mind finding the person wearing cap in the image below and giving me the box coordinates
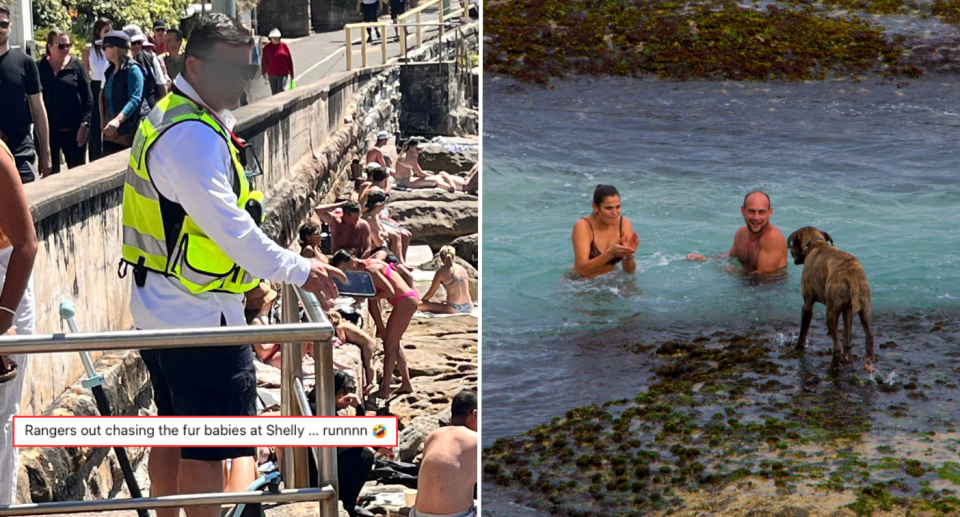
[99,29,145,155]
[396,139,464,192]
[261,29,293,95]
[119,14,345,517]
[150,20,167,54]
[123,24,167,106]
[365,130,391,171]
[413,390,478,517]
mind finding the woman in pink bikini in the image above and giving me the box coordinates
[331,250,416,399]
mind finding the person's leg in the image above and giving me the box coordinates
[338,447,375,515]
[179,459,225,517]
[62,128,86,170]
[0,253,34,504]
[90,81,103,161]
[377,297,417,398]
[339,322,376,394]
[13,148,37,184]
[140,348,181,517]
[49,131,63,175]
[161,344,258,517]
[418,301,456,314]
[223,455,258,492]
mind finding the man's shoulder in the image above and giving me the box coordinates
[761,225,787,246]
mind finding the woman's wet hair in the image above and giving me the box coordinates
[593,184,620,207]
[439,245,456,265]
[298,222,320,247]
[331,249,354,268]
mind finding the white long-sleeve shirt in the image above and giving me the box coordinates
[129,75,310,330]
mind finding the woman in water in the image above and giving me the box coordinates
[572,184,640,278]
[419,246,474,314]
[331,250,415,399]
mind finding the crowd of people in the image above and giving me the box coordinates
[0,9,477,517]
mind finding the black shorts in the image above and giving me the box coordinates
[140,324,257,461]
[361,2,379,22]
[372,245,401,265]
[390,0,405,18]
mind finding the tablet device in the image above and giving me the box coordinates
[334,270,377,297]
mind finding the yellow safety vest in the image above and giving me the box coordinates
[120,92,264,294]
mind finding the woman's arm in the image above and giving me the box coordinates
[421,270,444,302]
[120,66,144,121]
[0,146,38,334]
[620,217,638,274]
[369,299,385,336]
[282,43,294,77]
[77,61,93,126]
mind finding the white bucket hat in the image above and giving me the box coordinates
[268,28,281,38]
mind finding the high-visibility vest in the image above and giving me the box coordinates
[120,92,263,294]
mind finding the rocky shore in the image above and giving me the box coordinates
[485,0,960,83]
[483,310,960,516]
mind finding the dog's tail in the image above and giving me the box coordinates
[848,278,862,314]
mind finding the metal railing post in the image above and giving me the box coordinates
[345,27,352,70]
[293,287,340,517]
[281,286,309,488]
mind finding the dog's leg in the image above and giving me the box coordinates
[842,305,853,363]
[859,308,875,368]
[827,307,842,370]
[796,300,814,350]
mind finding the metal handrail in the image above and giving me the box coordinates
[0,292,339,517]
[0,323,333,354]
[0,488,335,516]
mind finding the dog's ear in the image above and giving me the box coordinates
[821,231,834,246]
[787,230,804,265]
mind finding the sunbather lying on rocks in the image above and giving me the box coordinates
[396,139,464,192]
[419,246,473,315]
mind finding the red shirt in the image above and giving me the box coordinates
[261,42,294,77]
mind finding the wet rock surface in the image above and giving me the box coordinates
[483,311,960,516]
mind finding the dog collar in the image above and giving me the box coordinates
[803,237,826,255]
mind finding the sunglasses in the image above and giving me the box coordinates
[55,42,72,50]
[0,21,10,29]
[154,28,166,33]
[197,55,259,80]
[131,41,143,46]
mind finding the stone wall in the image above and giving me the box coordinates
[14,23,476,503]
[257,0,312,37]
[311,0,364,32]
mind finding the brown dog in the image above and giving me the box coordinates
[787,226,875,371]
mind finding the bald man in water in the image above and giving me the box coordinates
[686,191,788,274]
[412,390,477,517]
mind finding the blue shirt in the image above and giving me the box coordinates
[104,63,144,119]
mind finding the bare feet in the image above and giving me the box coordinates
[396,383,414,395]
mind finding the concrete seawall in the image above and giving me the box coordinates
[15,23,477,502]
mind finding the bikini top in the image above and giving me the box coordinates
[442,266,468,287]
[583,216,623,265]
[370,261,396,295]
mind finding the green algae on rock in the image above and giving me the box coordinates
[483,332,960,516]
[484,0,913,83]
